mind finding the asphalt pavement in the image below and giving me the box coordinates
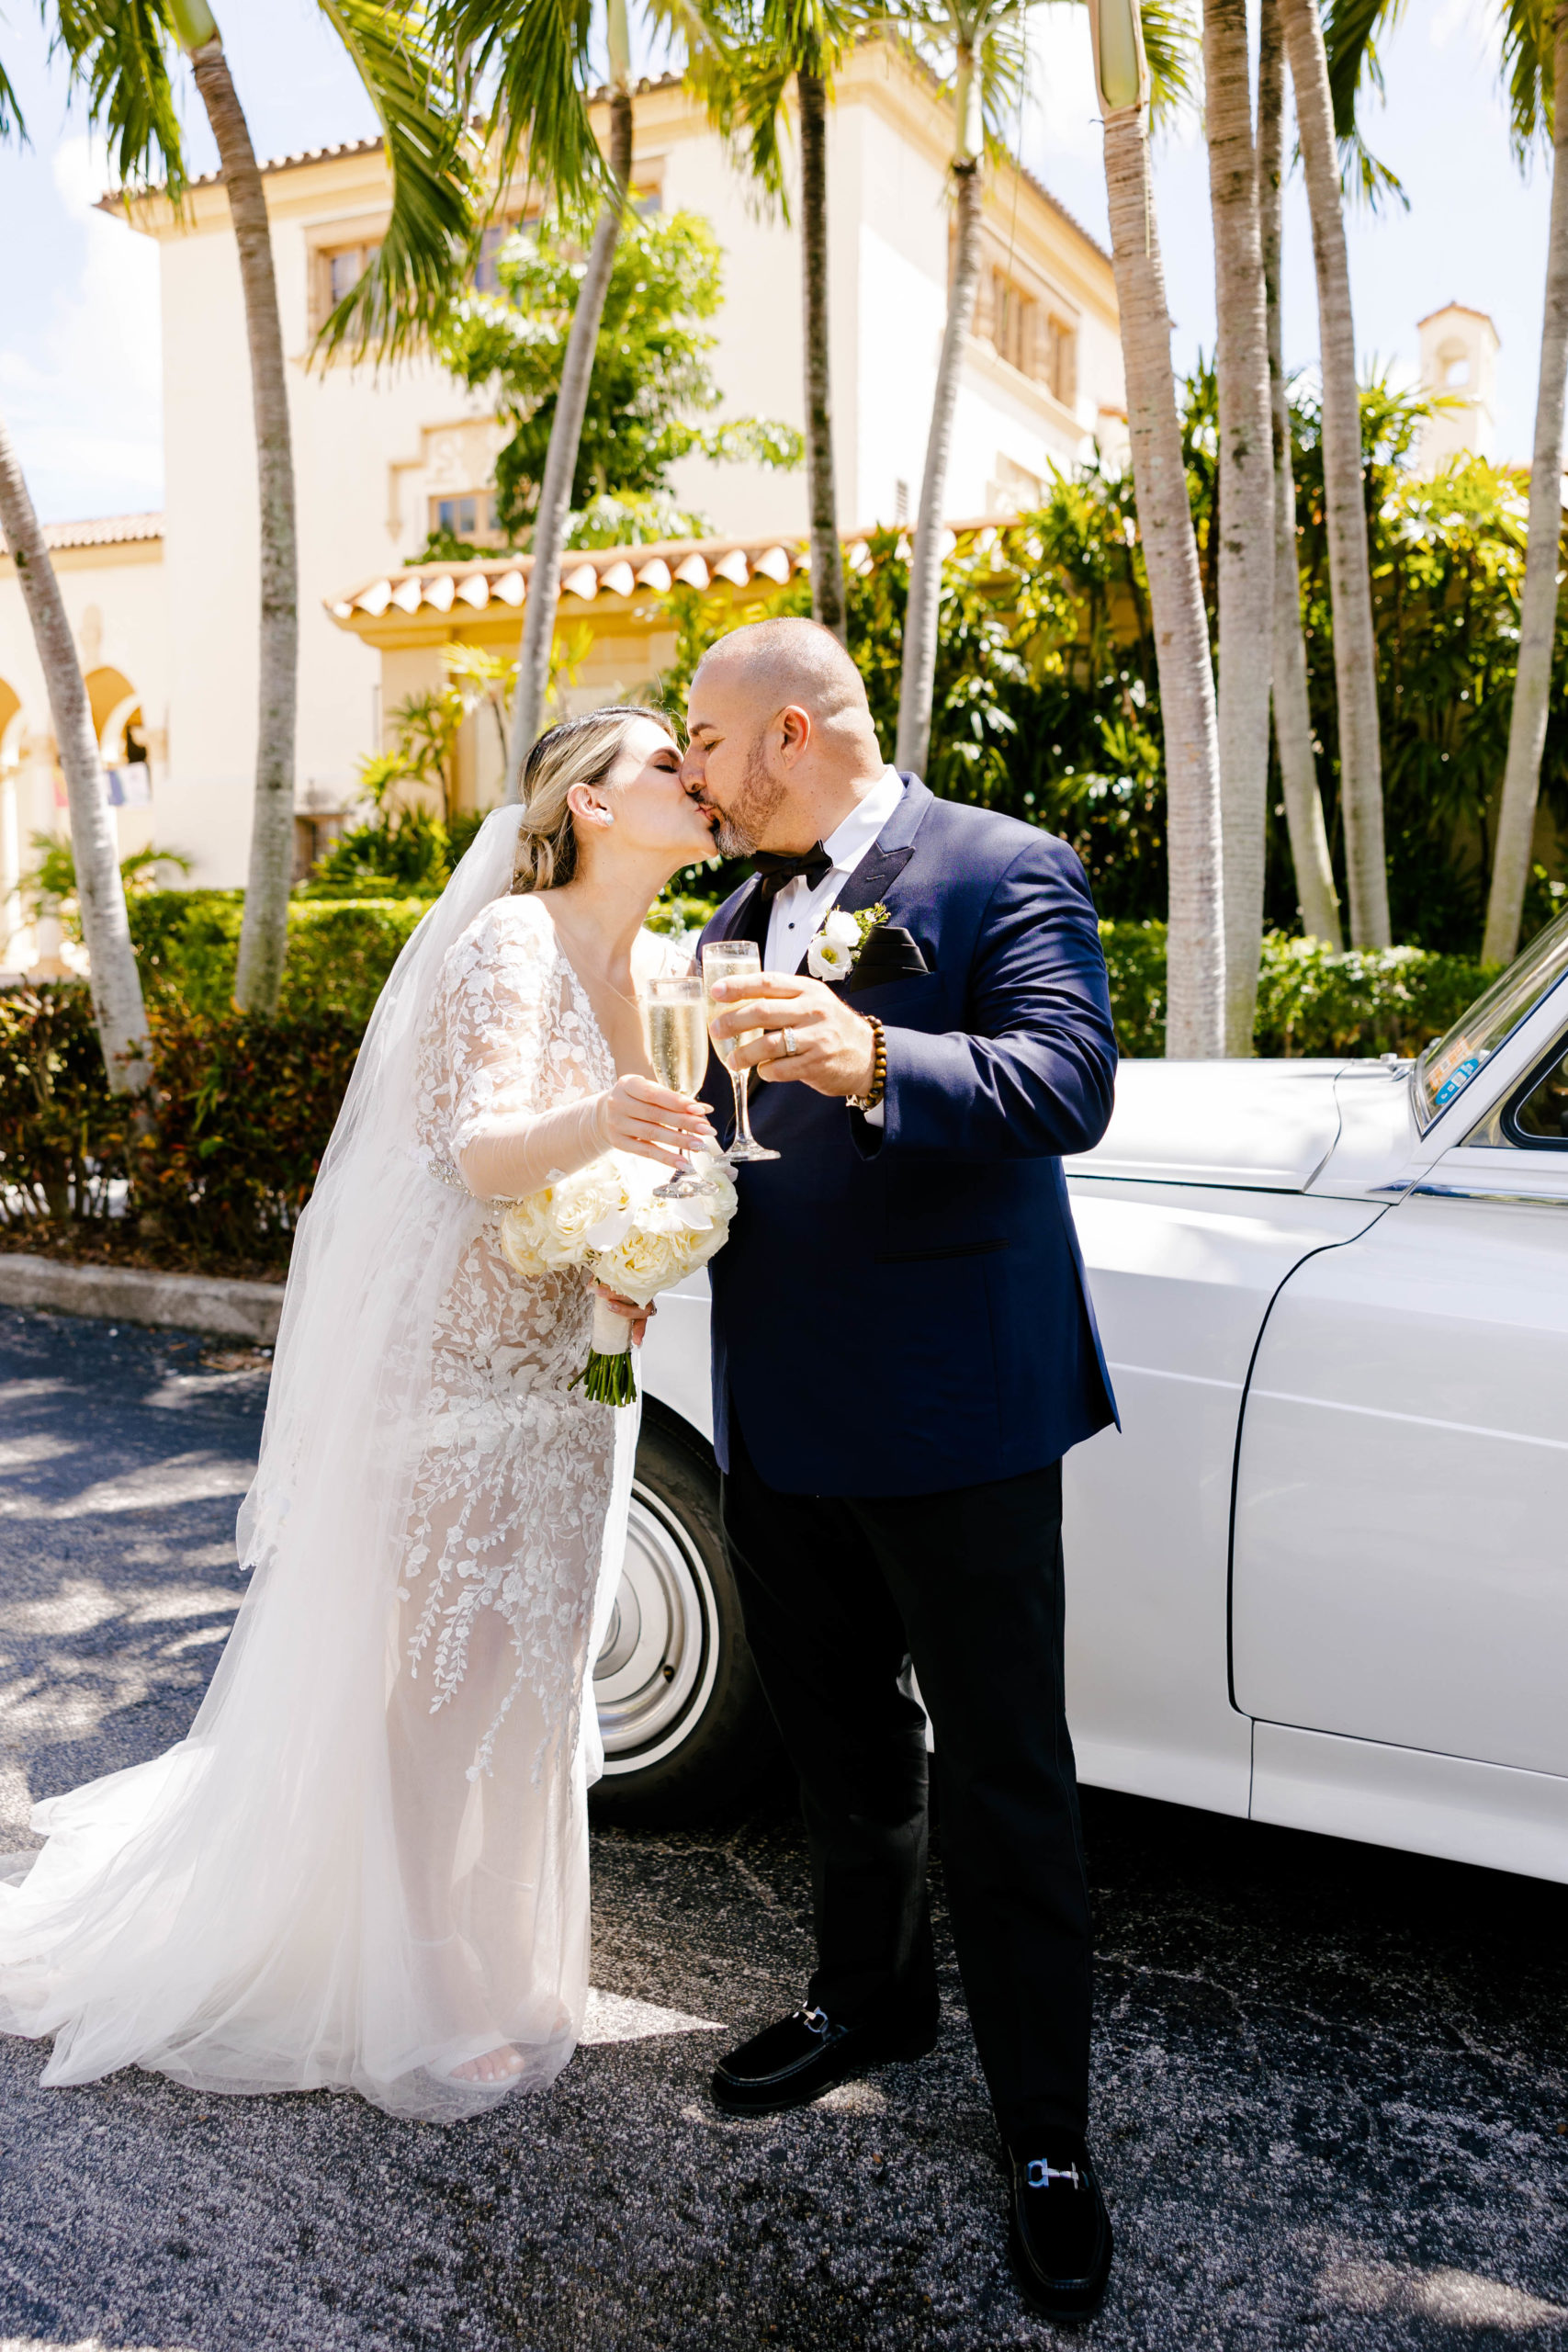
[0,1302,1564,2352]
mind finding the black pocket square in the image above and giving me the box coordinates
[842,925,932,995]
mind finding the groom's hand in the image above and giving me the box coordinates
[707,972,878,1100]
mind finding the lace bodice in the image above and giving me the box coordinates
[404,893,682,1780]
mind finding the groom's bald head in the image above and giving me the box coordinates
[696,616,870,726]
[683,616,886,856]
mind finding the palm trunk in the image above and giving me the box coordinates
[506,66,634,796]
[1258,0,1340,948]
[187,32,299,1014]
[1101,108,1225,1057]
[0,415,151,1093]
[1204,0,1276,1051]
[1280,0,1389,946]
[798,66,847,645]
[895,44,985,778]
[1483,0,1568,966]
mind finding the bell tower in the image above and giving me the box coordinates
[1416,303,1500,469]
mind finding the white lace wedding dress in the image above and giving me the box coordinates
[0,812,681,2122]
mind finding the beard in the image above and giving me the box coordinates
[708,734,787,858]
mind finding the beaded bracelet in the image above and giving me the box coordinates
[847,1015,886,1114]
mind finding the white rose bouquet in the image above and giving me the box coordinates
[499,1150,738,1405]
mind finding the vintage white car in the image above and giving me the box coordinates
[594,914,1568,1890]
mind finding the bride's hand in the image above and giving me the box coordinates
[593,1283,655,1349]
[599,1074,713,1169]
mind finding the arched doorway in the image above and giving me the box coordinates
[85,666,151,807]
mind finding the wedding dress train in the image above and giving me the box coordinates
[0,811,665,2122]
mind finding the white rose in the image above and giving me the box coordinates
[823,908,861,949]
[807,934,855,983]
[546,1159,629,1264]
[499,1193,554,1275]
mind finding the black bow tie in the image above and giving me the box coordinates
[752,843,834,900]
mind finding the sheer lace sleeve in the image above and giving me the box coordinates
[429,897,609,1203]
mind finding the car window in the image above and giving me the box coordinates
[1416,906,1568,1130]
[1508,1048,1568,1148]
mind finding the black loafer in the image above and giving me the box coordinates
[711,2000,940,2116]
[1008,2143,1113,2324]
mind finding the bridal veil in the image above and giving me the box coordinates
[0,808,636,2120]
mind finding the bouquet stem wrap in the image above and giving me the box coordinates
[570,1295,638,1406]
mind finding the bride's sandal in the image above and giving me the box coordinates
[450,2043,529,2085]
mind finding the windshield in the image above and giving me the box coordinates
[1416,906,1568,1129]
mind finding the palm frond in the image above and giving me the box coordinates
[1496,0,1554,160]
[50,0,187,194]
[430,0,604,205]
[680,0,868,216]
[315,0,477,360]
[1322,0,1406,209]
[1135,0,1201,125]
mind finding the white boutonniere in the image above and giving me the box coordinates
[806,900,889,984]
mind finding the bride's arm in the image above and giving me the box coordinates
[440,906,711,1199]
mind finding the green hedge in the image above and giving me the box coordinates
[1100,922,1487,1059]
[129,891,428,1028]
[0,985,362,1272]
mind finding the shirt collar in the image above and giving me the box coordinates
[822,766,905,874]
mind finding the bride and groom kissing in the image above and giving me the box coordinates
[0,618,1121,2325]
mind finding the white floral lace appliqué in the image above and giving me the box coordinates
[407,896,618,1780]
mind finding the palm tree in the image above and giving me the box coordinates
[1483,0,1568,967]
[1203,0,1275,1049]
[1257,0,1339,945]
[1088,0,1224,1057]
[1278,0,1389,946]
[437,0,729,795]
[0,424,152,1093]
[692,0,863,645]
[164,0,473,1012]
[0,6,197,1094]
[890,4,1012,780]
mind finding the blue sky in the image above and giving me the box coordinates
[0,0,1551,523]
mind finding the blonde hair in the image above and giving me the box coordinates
[512,705,679,893]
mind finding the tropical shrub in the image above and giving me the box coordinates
[129,893,428,1026]
[0,985,361,1272]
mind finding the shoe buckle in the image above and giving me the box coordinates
[1026,2158,1082,2191]
[801,2006,831,2039]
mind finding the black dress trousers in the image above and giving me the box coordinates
[720,1418,1093,2148]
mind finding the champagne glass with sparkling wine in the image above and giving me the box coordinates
[640,973,712,1199]
[702,940,781,1165]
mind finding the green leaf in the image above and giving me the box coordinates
[314,0,477,361]
[50,0,189,194]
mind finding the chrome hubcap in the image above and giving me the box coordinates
[594,1479,719,1773]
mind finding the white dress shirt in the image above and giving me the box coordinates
[762,764,906,972]
[761,763,904,1127]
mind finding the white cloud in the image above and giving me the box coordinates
[0,133,163,519]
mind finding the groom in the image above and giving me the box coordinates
[682,618,1120,2324]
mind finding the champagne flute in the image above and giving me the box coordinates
[640,973,712,1199]
[703,940,782,1165]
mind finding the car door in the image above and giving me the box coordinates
[1231,1034,1568,1779]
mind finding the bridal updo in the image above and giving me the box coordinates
[512,704,680,892]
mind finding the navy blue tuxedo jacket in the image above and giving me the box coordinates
[697,778,1119,1498]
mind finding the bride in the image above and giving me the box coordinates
[0,706,717,2121]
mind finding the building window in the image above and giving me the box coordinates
[312,235,383,333]
[475,217,525,294]
[328,241,380,307]
[992,271,1033,375]
[429,492,502,545]
[1043,313,1077,408]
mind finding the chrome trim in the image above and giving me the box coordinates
[1406,1180,1568,1208]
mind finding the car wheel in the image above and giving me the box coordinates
[590,1406,780,1824]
